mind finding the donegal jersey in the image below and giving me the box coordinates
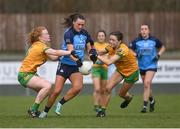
[130,35,163,70]
[19,41,50,73]
[107,43,138,77]
[93,42,108,69]
[60,27,93,66]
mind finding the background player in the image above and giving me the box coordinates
[129,24,166,113]
[91,30,108,113]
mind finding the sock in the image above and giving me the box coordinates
[143,101,148,108]
[101,107,106,113]
[149,97,155,104]
[31,103,40,112]
[44,106,51,113]
[59,97,67,105]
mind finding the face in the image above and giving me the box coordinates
[97,32,106,43]
[39,29,51,42]
[73,18,85,32]
[140,25,150,39]
[109,35,119,48]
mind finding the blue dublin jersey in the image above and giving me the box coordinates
[60,27,93,65]
[130,36,163,70]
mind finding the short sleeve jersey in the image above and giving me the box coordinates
[19,41,49,73]
[108,43,138,77]
[129,35,163,70]
[60,27,93,65]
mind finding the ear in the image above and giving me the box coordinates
[39,35,43,40]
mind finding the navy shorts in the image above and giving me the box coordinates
[56,63,79,79]
[140,68,157,75]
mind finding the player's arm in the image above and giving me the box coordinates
[86,42,93,55]
[155,38,166,59]
[158,45,166,56]
[45,48,71,56]
[98,43,121,56]
[63,31,81,61]
[67,44,79,61]
[98,49,108,56]
[97,54,119,66]
[47,55,59,61]
[66,44,82,67]
[45,48,71,61]
[98,48,126,65]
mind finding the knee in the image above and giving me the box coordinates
[100,88,106,95]
[45,84,52,93]
[105,87,111,95]
[52,88,61,96]
[94,87,100,94]
[73,85,83,93]
[144,81,151,89]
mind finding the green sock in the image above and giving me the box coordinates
[31,103,40,112]
[101,107,106,113]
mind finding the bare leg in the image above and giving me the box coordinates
[101,71,123,108]
[92,77,101,108]
[45,75,66,108]
[27,76,52,104]
[63,72,83,101]
[143,71,155,102]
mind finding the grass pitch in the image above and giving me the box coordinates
[0,94,180,128]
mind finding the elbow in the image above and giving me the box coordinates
[104,61,112,66]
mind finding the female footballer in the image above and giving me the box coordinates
[39,13,97,118]
[96,31,139,117]
[18,26,75,117]
[129,24,165,113]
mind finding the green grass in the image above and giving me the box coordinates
[0,94,180,128]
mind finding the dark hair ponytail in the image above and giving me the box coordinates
[62,13,85,27]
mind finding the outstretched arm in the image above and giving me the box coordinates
[45,48,71,57]
[97,54,120,66]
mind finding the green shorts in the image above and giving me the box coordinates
[120,70,139,84]
[91,67,108,80]
[18,72,38,88]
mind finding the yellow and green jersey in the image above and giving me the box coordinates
[19,41,50,73]
[107,43,138,77]
[93,42,109,69]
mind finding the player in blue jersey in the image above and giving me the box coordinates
[39,13,97,118]
[129,24,165,113]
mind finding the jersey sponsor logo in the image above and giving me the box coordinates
[74,45,85,50]
[60,69,64,73]
[140,48,152,55]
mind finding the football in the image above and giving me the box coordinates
[79,61,93,75]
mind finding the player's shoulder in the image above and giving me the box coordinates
[64,28,75,38]
[117,43,128,53]
[132,36,143,43]
[120,42,128,49]
[149,35,160,41]
[80,29,89,35]
[64,27,73,34]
